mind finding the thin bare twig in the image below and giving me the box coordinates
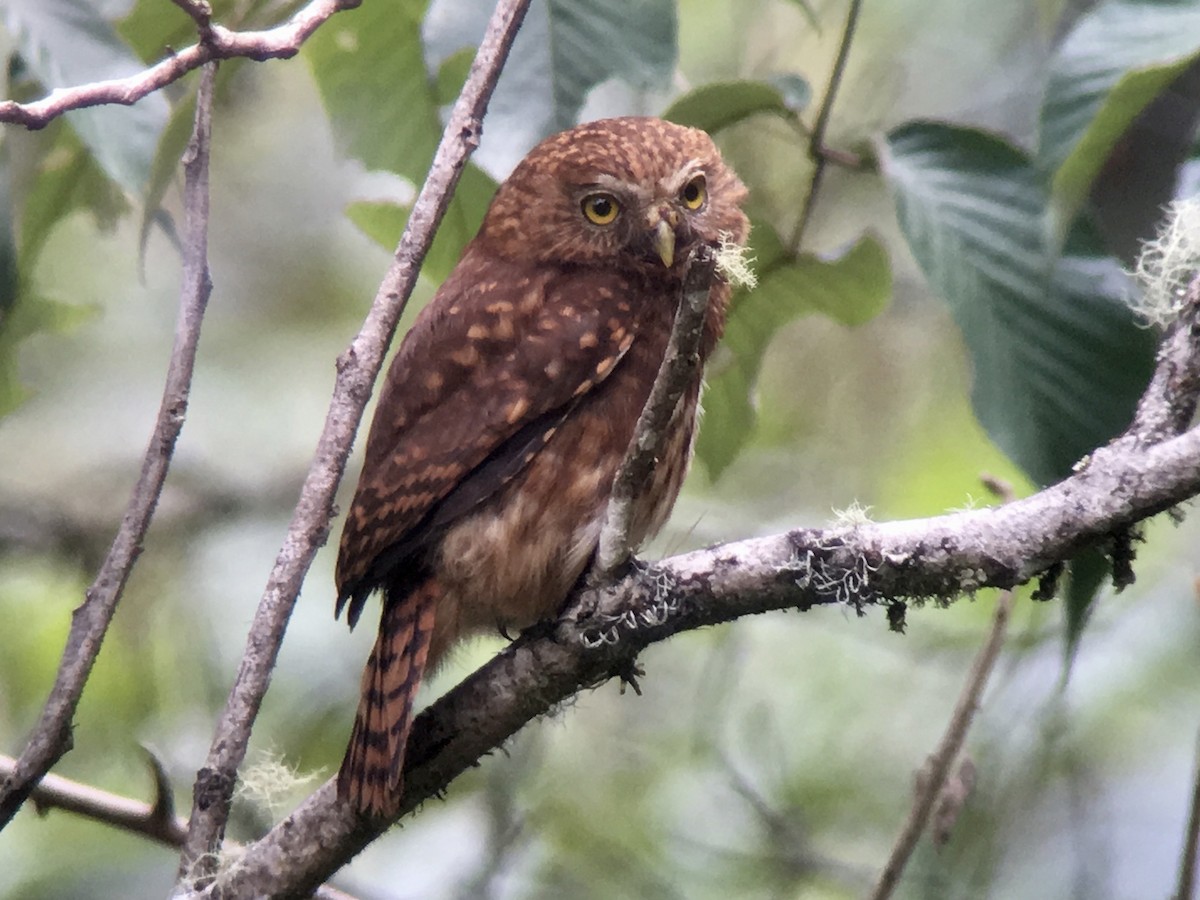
[594,245,719,576]
[869,590,1014,900]
[0,62,218,830]
[0,752,187,847]
[867,470,1020,896]
[791,0,863,250]
[177,0,533,885]
[0,0,357,130]
[1175,728,1200,900]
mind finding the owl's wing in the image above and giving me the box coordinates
[336,251,641,625]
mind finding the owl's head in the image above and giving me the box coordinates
[479,117,749,276]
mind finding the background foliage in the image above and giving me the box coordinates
[1,0,1199,897]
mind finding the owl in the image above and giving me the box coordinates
[335,116,749,817]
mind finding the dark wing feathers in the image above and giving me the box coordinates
[335,246,641,619]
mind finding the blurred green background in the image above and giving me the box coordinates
[2,0,1199,897]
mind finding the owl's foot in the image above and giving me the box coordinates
[576,559,681,650]
[611,656,645,696]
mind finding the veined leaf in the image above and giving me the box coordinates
[544,0,676,129]
[424,0,678,174]
[2,0,168,194]
[345,164,496,283]
[883,121,1155,488]
[664,78,810,134]
[306,0,495,277]
[885,122,1156,648]
[19,128,131,265]
[1041,0,1200,236]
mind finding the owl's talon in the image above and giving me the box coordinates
[614,658,645,696]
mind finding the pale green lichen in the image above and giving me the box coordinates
[234,750,319,817]
[831,500,875,528]
[1133,196,1200,326]
[715,232,758,290]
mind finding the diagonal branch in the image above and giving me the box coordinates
[178,274,1200,898]
[869,589,1013,899]
[0,0,357,130]
[868,464,1023,898]
[176,0,533,885]
[0,62,218,830]
[595,245,718,576]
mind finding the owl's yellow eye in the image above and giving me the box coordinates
[581,193,620,226]
[681,175,707,210]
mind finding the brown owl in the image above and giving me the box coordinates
[335,116,749,817]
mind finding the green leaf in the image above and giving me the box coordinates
[697,228,892,479]
[345,164,496,283]
[2,0,169,194]
[0,149,70,415]
[118,0,285,59]
[423,0,677,174]
[778,236,892,328]
[306,0,495,278]
[0,292,91,416]
[1041,0,1200,235]
[119,0,215,60]
[19,127,131,265]
[883,121,1155,487]
[545,0,676,129]
[305,0,436,179]
[345,201,406,252]
[0,135,105,416]
[664,78,809,133]
[118,14,253,260]
[768,73,812,115]
[434,47,476,106]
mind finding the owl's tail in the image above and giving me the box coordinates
[338,579,439,819]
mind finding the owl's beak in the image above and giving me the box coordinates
[651,218,676,268]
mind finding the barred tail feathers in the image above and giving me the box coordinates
[338,580,439,818]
